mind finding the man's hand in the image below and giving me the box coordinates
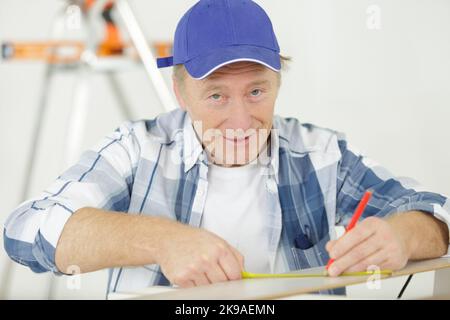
[55,208,245,283]
[325,216,410,277]
[156,223,245,288]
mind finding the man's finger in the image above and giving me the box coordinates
[205,264,229,284]
[192,272,211,286]
[329,221,376,260]
[326,240,338,252]
[328,233,381,276]
[179,279,196,288]
[344,250,389,273]
[218,248,244,281]
[228,245,245,271]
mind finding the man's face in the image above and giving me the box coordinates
[173,62,279,167]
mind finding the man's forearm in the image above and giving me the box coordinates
[55,207,176,274]
[387,210,449,260]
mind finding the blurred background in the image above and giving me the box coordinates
[0,0,449,299]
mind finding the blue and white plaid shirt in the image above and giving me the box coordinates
[4,108,450,295]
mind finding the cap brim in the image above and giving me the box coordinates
[184,45,281,80]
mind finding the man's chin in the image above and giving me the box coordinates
[207,143,268,166]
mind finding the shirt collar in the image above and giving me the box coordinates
[268,125,280,182]
[182,112,207,173]
[257,123,280,183]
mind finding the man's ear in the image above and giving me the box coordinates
[172,76,187,110]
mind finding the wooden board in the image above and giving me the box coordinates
[133,257,450,300]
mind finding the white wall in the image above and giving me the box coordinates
[0,0,449,299]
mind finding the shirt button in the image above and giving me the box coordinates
[265,179,278,193]
[197,188,204,196]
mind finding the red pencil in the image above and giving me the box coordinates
[326,190,373,270]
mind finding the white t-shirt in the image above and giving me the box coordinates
[200,160,271,273]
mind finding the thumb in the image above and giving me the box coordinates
[326,240,338,253]
[228,245,245,271]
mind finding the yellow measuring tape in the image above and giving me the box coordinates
[242,270,393,279]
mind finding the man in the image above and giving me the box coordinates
[4,0,450,296]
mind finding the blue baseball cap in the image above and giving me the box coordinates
[157,0,281,79]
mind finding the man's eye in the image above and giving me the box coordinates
[210,94,222,101]
[250,89,262,97]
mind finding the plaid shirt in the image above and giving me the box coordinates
[4,108,450,296]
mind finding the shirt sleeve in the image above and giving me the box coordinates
[3,121,142,274]
[335,133,450,256]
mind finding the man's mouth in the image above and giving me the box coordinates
[223,133,254,144]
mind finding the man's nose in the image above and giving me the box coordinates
[226,101,252,131]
